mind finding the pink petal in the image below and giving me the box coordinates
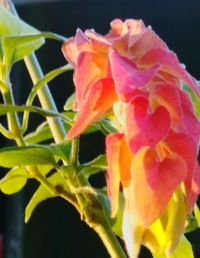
[163,130,198,212]
[139,48,200,98]
[131,146,187,226]
[150,83,183,131]
[124,97,170,153]
[67,78,117,139]
[109,49,159,101]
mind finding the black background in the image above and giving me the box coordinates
[1,1,200,258]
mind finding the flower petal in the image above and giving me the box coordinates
[106,133,133,216]
[164,130,199,211]
[125,97,170,153]
[139,48,200,98]
[67,78,117,139]
[109,49,159,102]
[74,51,107,109]
[131,146,187,226]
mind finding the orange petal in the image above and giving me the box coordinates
[129,26,167,58]
[106,133,132,216]
[62,37,78,66]
[131,146,187,226]
[67,78,117,139]
[74,51,107,109]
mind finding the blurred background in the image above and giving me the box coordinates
[0,0,200,257]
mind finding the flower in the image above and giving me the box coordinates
[62,18,200,257]
[62,19,199,139]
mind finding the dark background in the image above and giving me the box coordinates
[0,0,200,258]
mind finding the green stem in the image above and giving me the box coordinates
[24,54,66,144]
[70,137,79,166]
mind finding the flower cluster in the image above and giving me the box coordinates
[62,19,200,257]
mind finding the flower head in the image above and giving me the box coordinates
[62,18,200,257]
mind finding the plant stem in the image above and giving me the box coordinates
[1,2,128,257]
[24,54,66,144]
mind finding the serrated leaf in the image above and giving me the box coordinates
[152,236,194,258]
[0,167,27,194]
[25,172,68,223]
[0,146,57,168]
[194,204,200,226]
[181,83,200,118]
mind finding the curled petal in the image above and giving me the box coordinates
[67,78,117,139]
[62,37,78,66]
[125,97,170,153]
[109,49,159,101]
[131,146,187,226]
[139,48,200,98]
[74,51,107,109]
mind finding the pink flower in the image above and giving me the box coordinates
[62,19,199,139]
[62,18,200,257]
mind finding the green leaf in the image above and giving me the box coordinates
[181,83,200,118]
[194,204,200,226]
[0,145,57,168]
[25,172,68,223]
[185,215,198,233]
[100,119,117,135]
[64,93,76,111]
[0,167,27,194]
[152,236,194,258]
[79,155,107,179]
[0,5,44,66]
[24,121,54,144]
[0,103,67,120]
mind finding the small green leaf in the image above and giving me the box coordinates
[98,188,124,238]
[79,155,107,178]
[49,142,71,162]
[181,83,200,118]
[153,236,194,258]
[25,172,68,223]
[0,146,57,168]
[64,93,76,111]
[0,167,27,194]
[185,215,198,233]
[100,119,117,135]
[194,204,200,226]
